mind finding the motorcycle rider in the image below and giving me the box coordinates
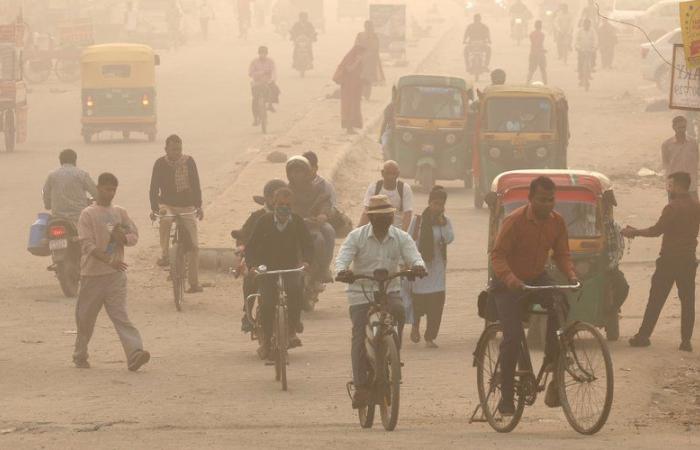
[509,0,533,39]
[285,156,335,288]
[289,12,317,72]
[248,46,278,126]
[43,149,98,224]
[575,18,598,87]
[463,14,491,70]
[553,3,573,63]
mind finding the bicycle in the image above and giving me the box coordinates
[253,84,270,134]
[470,283,614,435]
[251,265,305,391]
[152,211,197,312]
[337,268,419,431]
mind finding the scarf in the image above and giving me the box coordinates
[166,155,191,193]
[417,207,447,264]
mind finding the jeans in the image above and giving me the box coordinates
[638,256,697,343]
[349,293,405,387]
[494,274,560,403]
[259,272,303,344]
[527,51,547,84]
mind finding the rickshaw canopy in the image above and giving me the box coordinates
[396,74,470,91]
[480,84,566,100]
[491,170,612,197]
[81,43,158,89]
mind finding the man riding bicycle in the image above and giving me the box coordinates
[245,187,313,359]
[490,176,578,416]
[336,195,426,409]
[575,18,597,86]
[248,46,278,126]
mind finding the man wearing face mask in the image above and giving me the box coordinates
[245,187,314,359]
[336,195,427,409]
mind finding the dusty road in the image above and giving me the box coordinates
[1,1,699,448]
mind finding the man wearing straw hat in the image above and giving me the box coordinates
[336,195,426,409]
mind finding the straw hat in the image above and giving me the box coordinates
[366,195,396,215]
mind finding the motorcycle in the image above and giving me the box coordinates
[292,35,314,77]
[46,217,81,297]
[511,17,527,46]
[464,41,489,82]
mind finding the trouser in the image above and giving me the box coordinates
[73,272,144,365]
[259,272,303,344]
[412,291,446,341]
[317,223,335,278]
[400,279,414,324]
[638,256,697,343]
[251,84,269,120]
[242,271,257,313]
[349,293,405,387]
[527,51,547,84]
[494,274,559,403]
[555,32,571,60]
[600,46,614,69]
[577,50,595,81]
[159,205,199,288]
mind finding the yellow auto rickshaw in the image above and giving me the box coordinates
[81,43,160,143]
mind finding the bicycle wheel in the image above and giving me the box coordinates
[260,101,268,134]
[475,323,525,433]
[275,305,289,391]
[556,321,614,435]
[171,243,186,312]
[358,387,376,428]
[378,334,400,431]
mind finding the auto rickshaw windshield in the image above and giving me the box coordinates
[485,97,553,132]
[503,199,600,238]
[398,86,465,119]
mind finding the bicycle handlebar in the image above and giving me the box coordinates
[335,269,419,284]
[522,282,581,291]
[254,266,306,277]
[151,211,198,219]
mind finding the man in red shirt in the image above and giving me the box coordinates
[490,176,578,415]
[527,20,548,84]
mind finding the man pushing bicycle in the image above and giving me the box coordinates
[490,176,578,416]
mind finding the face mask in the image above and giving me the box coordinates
[369,215,393,233]
[275,206,291,219]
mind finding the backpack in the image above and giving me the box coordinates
[374,180,405,212]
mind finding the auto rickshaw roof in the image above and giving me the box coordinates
[491,170,613,195]
[481,84,566,99]
[82,44,156,63]
[396,75,470,91]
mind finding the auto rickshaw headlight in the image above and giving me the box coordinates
[488,147,501,159]
[575,261,591,277]
[85,96,94,108]
[402,131,413,143]
[445,133,457,145]
[535,146,548,158]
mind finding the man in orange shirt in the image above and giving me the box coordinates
[490,176,578,415]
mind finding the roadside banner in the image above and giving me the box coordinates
[670,44,700,110]
[680,0,700,68]
[369,4,406,58]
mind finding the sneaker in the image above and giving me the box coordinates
[628,334,651,348]
[679,341,693,352]
[410,325,421,344]
[74,360,90,369]
[128,350,150,372]
[186,285,204,294]
[425,340,438,349]
[241,314,253,333]
[497,398,515,416]
[544,381,561,407]
[288,333,302,349]
[156,257,170,267]
[352,386,370,409]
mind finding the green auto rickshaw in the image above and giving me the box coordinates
[384,74,474,190]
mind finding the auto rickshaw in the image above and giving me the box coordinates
[80,43,159,143]
[485,170,628,341]
[386,74,474,190]
[473,85,570,207]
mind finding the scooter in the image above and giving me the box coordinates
[464,41,489,82]
[292,35,314,77]
[511,17,527,46]
[46,217,81,297]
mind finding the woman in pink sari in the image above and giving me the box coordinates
[333,45,365,134]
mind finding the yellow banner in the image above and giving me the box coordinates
[681,0,700,68]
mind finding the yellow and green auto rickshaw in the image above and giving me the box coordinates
[484,170,628,341]
[386,74,474,190]
[473,85,569,207]
[81,43,159,143]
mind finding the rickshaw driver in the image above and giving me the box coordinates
[490,176,578,416]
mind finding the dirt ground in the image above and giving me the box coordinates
[1,1,699,448]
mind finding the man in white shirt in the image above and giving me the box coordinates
[359,160,413,230]
[575,18,598,85]
[336,195,426,409]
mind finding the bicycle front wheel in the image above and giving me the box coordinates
[556,321,614,435]
[378,334,400,431]
[475,323,525,433]
[171,243,186,312]
[274,305,289,391]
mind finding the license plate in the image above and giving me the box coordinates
[422,144,435,153]
[49,239,68,251]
